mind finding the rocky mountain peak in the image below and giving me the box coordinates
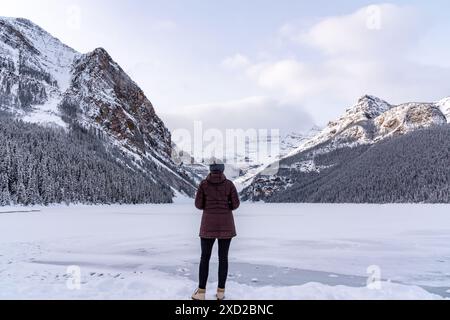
[85,47,114,66]
[0,16,77,58]
[267,95,447,169]
[0,17,196,197]
[0,17,40,55]
[436,97,450,122]
[374,103,446,140]
[241,96,450,202]
[351,94,392,119]
[66,45,171,158]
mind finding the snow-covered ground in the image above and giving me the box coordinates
[1,203,449,300]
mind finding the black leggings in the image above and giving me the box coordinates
[198,238,232,290]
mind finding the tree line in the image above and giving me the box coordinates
[0,113,173,206]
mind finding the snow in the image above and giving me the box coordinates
[7,17,79,90]
[0,17,79,128]
[373,103,447,142]
[281,159,333,173]
[21,97,68,128]
[3,17,79,92]
[241,97,448,196]
[1,203,449,300]
[233,128,321,190]
[280,128,321,157]
[235,95,391,190]
[172,190,194,204]
[283,96,445,163]
[285,95,393,159]
[180,127,320,190]
[437,97,450,122]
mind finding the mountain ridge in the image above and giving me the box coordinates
[241,94,450,202]
[0,16,197,203]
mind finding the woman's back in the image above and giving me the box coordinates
[195,172,240,239]
[192,164,240,300]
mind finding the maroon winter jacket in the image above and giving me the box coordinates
[195,172,240,239]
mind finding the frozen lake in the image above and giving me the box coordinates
[0,202,449,299]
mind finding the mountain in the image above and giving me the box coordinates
[437,97,450,120]
[288,95,392,155]
[0,17,197,205]
[280,128,322,156]
[0,113,174,205]
[241,95,450,203]
[233,127,321,190]
[173,121,320,189]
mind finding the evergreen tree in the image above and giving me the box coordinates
[0,113,174,205]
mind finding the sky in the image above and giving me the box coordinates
[1,0,450,134]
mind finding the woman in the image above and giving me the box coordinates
[192,163,240,300]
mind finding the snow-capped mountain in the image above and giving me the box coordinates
[233,127,321,190]
[285,95,391,156]
[173,124,321,187]
[283,95,447,158]
[285,95,448,160]
[0,17,196,201]
[0,17,78,126]
[436,97,450,121]
[241,95,450,202]
[373,102,446,140]
[280,127,322,157]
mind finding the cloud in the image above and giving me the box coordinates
[297,4,421,57]
[247,60,308,97]
[229,4,450,124]
[160,96,314,136]
[161,96,315,160]
[221,53,250,70]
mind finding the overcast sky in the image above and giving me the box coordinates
[2,0,450,134]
